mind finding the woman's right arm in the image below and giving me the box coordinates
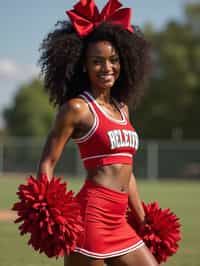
[37,98,85,179]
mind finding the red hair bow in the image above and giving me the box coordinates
[66,0,133,37]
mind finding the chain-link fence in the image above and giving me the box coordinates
[0,137,200,179]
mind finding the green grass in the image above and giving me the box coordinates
[0,176,199,266]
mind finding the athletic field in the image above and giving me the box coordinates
[0,176,199,266]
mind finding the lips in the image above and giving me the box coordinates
[98,74,114,81]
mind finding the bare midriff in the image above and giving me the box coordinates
[86,164,132,193]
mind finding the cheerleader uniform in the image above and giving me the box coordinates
[73,90,144,259]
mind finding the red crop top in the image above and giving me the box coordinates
[73,91,139,169]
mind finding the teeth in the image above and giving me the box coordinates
[100,75,113,77]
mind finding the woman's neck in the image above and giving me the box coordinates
[90,87,112,104]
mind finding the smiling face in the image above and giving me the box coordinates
[84,41,121,91]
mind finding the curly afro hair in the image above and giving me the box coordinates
[39,21,151,109]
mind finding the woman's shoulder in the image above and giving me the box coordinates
[116,100,129,118]
[62,97,88,112]
[57,97,90,122]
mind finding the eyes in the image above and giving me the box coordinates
[92,56,120,66]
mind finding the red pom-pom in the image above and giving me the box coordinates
[12,174,83,258]
[127,202,181,264]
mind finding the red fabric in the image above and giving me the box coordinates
[74,91,138,169]
[127,202,181,264]
[12,174,83,258]
[66,0,133,37]
[74,180,142,258]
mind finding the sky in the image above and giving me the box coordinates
[0,0,189,127]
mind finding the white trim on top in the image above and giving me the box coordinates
[84,91,127,125]
[74,240,144,259]
[82,152,133,162]
[72,94,99,143]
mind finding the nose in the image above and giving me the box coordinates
[102,60,112,72]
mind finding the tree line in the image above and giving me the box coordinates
[3,3,200,139]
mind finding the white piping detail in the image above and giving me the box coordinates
[82,152,133,162]
[72,94,99,143]
[84,91,127,125]
[112,98,127,121]
[74,240,144,259]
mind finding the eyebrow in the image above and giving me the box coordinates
[88,55,119,58]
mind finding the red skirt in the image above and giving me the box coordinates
[74,180,144,259]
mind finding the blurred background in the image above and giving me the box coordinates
[0,1,199,266]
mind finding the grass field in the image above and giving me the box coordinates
[0,176,199,266]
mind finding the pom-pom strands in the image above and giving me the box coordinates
[128,202,181,264]
[12,174,83,258]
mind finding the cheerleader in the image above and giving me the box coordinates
[38,1,158,265]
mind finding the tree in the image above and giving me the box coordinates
[3,79,55,137]
[4,3,200,139]
[133,3,200,139]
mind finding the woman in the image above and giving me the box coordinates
[38,0,158,265]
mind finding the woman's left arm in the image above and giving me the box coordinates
[128,173,146,225]
[121,104,145,223]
